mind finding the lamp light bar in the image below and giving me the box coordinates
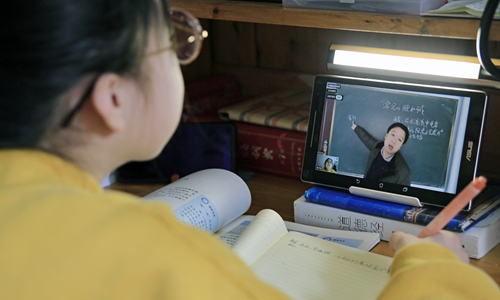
[328,44,500,79]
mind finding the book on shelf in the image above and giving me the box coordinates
[303,186,500,232]
[423,0,500,18]
[222,209,392,300]
[180,79,308,179]
[294,195,500,259]
[218,90,311,133]
[183,74,242,123]
[235,122,306,179]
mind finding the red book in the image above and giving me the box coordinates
[183,74,242,122]
[235,122,306,179]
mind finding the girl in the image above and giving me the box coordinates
[0,1,498,299]
[0,1,287,298]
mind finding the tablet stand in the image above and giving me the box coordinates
[349,186,423,207]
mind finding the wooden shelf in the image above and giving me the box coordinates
[171,0,500,40]
[174,1,500,177]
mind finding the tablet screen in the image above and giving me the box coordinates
[302,75,488,208]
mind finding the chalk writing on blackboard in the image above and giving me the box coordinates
[380,99,447,142]
[329,83,459,187]
[381,99,425,115]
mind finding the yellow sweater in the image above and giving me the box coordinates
[378,242,500,299]
[0,150,288,299]
[1,150,499,299]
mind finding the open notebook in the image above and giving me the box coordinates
[227,209,393,300]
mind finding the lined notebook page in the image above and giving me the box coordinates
[251,231,393,300]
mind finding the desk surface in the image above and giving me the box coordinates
[110,172,500,286]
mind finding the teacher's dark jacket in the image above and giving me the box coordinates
[354,125,411,186]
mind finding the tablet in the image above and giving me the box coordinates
[301,75,488,209]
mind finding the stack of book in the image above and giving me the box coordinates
[218,90,311,179]
[294,186,500,258]
[182,77,311,180]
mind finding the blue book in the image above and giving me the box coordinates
[304,186,500,232]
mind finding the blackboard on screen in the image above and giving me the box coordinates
[328,84,459,188]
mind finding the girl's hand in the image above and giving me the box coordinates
[389,231,469,263]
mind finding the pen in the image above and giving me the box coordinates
[418,176,488,238]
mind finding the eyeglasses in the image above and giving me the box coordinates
[60,8,206,128]
[170,8,208,65]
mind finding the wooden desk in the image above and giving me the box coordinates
[110,172,500,285]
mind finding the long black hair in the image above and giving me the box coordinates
[0,0,170,148]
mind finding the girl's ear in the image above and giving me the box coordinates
[83,74,127,135]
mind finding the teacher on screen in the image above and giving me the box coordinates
[351,121,411,186]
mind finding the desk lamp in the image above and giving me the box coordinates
[327,44,500,80]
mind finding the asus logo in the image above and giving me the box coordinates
[466,141,473,161]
